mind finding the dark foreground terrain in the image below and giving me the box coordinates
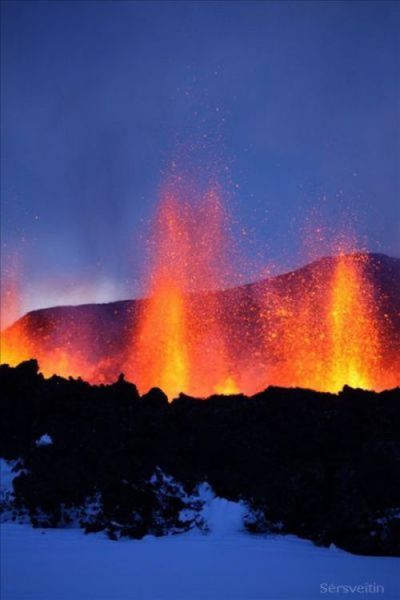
[1,360,399,556]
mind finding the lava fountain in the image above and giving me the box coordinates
[326,252,381,391]
[0,180,397,396]
[126,185,239,398]
[260,250,383,393]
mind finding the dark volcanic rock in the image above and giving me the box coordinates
[0,362,399,556]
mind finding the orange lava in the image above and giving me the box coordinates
[0,320,99,382]
[262,252,383,392]
[1,184,398,397]
[326,253,380,391]
[126,187,239,398]
[0,321,31,367]
[0,266,33,367]
[0,274,119,383]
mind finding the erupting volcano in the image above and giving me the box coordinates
[1,182,399,397]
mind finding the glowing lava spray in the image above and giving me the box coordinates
[127,184,239,398]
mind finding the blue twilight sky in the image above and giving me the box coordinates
[1,0,399,315]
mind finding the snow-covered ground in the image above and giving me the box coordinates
[2,522,399,600]
[1,461,399,599]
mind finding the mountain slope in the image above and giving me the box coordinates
[1,253,399,392]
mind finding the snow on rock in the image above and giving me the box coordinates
[35,433,53,447]
[0,459,19,496]
[0,458,28,499]
[1,465,399,598]
[0,458,29,523]
[147,469,248,537]
[189,482,247,536]
[0,464,252,538]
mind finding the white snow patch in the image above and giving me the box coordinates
[0,458,30,523]
[148,469,247,536]
[35,433,53,447]
[194,482,247,536]
[2,523,400,600]
[0,459,19,495]
[0,458,28,498]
